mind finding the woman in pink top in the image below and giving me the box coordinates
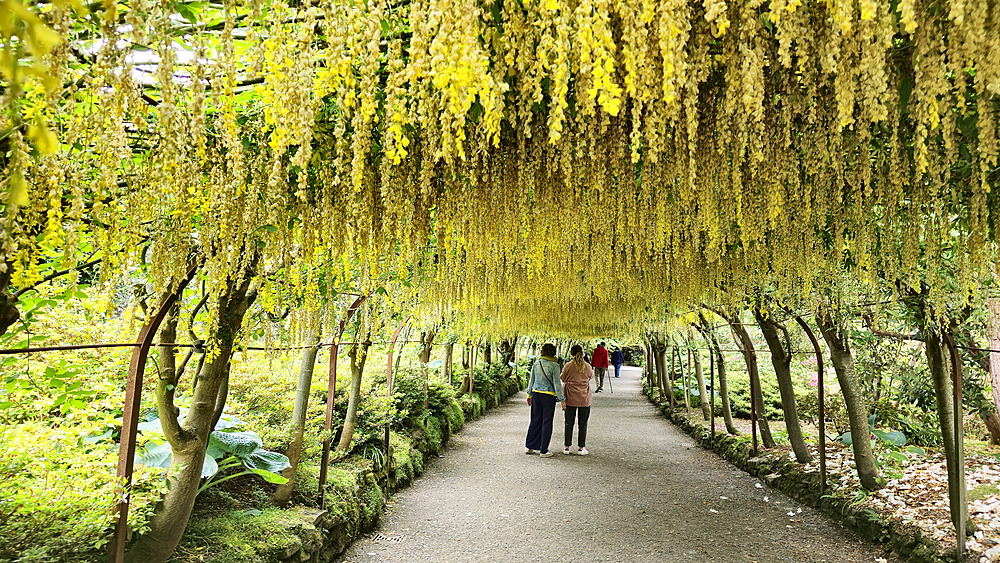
[560,344,594,455]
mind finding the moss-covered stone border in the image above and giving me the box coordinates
[644,389,966,563]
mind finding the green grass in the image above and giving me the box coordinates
[968,484,999,502]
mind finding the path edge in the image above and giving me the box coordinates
[642,387,971,563]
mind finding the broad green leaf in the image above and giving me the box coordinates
[428,359,443,368]
[872,429,906,446]
[210,430,263,457]
[136,441,173,469]
[248,467,288,484]
[206,435,227,460]
[242,450,291,474]
[201,454,219,478]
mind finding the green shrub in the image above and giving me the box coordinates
[446,400,465,433]
[0,423,165,562]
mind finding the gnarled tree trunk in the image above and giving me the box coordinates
[724,309,775,448]
[698,314,738,434]
[816,308,883,491]
[692,344,710,420]
[272,327,321,506]
[337,337,372,452]
[755,309,812,463]
[444,341,454,385]
[125,264,257,563]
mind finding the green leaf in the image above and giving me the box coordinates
[905,445,926,456]
[873,429,906,446]
[210,430,263,457]
[837,431,853,445]
[175,1,198,24]
[136,441,173,469]
[242,450,291,474]
[206,437,227,460]
[428,359,443,368]
[261,224,278,233]
[248,467,288,484]
[201,454,219,478]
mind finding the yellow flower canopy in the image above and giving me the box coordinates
[1,0,997,336]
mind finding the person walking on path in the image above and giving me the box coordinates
[524,343,565,457]
[591,341,610,392]
[610,347,624,378]
[560,344,593,455]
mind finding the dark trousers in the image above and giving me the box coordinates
[564,406,591,448]
[525,393,557,453]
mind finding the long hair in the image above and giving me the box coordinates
[570,344,584,370]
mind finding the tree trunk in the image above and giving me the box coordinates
[725,311,775,448]
[755,309,812,463]
[816,309,883,491]
[337,338,372,452]
[692,345,711,420]
[925,330,975,534]
[462,341,470,370]
[698,315,738,434]
[125,265,257,563]
[482,340,491,365]
[419,329,436,410]
[272,328,321,507]
[0,265,19,336]
[669,346,676,408]
[988,298,1000,446]
[680,348,691,413]
[985,412,1000,445]
[655,343,667,402]
[444,342,454,385]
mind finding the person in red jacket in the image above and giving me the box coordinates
[591,342,610,392]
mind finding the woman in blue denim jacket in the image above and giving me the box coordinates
[524,343,566,457]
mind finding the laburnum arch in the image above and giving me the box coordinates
[0,0,998,560]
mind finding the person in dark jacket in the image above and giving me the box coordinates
[610,347,624,378]
[591,342,609,392]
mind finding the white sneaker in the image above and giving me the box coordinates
[539,451,554,458]
[563,447,571,455]
[577,447,589,455]
[525,448,538,454]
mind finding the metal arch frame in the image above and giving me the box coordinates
[109,264,199,563]
[318,293,367,507]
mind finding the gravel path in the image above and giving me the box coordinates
[337,367,898,563]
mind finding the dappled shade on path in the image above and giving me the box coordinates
[337,367,896,563]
